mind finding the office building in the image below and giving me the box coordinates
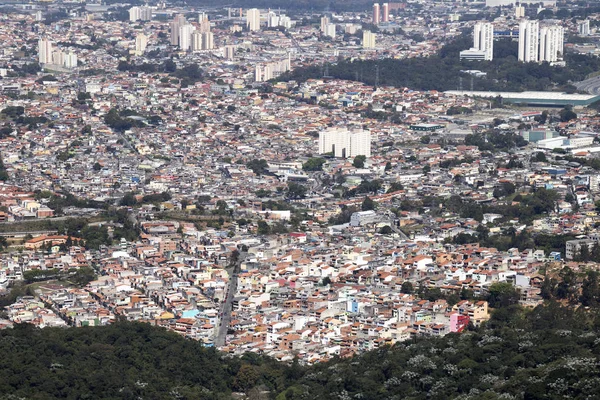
[247,8,260,32]
[579,20,590,36]
[135,33,148,54]
[518,20,539,62]
[319,128,372,158]
[179,24,195,51]
[373,3,380,25]
[170,14,186,46]
[539,25,564,62]
[382,3,389,22]
[38,38,53,64]
[473,22,494,61]
[362,30,376,48]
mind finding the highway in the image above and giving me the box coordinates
[215,251,246,348]
[574,75,600,95]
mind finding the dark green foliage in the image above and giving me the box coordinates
[361,196,375,211]
[247,159,268,175]
[287,182,307,199]
[465,130,528,152]
[353,155,366,168]
[302,157,326,171]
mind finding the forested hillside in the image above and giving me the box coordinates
[2,303,600,399]
[278,35,600,92]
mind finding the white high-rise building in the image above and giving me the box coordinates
[382,3,389,23]
[373,3,380,25]
[170,14,186,46]
[362,30,376,48]
[192,32,203,51]
[324,23,336,39]
[246,8,260,32]
[135,33,148,54]
[199,13,211,33]
[320,16,330,33]
[539,25,564,62]
[473,22,494,61]
[64,52,77,69]
[319,128,372,158]
[224,45,237,59]
[518,20,539,62]
[38,38,53,64]
[52,50,64,66]
[202,32,214,50]
[179,24,195,50]
[579,20,590,36]
[129,6,151,22]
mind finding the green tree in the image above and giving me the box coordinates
[487,282,520,308]
[361,196,376,211]
[352,155,366,168]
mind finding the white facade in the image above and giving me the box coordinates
[579,20,590,36]
[246,8,261,32]
[179,24,195,51]
[518,20,539,63]
[135,33,148,54]
[129,7,150,22]
[362,30,376,48]
[320,16,329,33]
[38,38,53,64]
[515,5,525,18]
[539,25,564,62]
[373,3,380,25]
[473,22,494,61]
[350,211,379,227]
[202,32,214,50]
[64,52,77,69]
[170,14,186,46]
[318,128,372,158]
[224,45,237,60]
[324,23,336,39]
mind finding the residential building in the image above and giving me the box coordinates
[473,22,494,61]
[38,38,53,64]
[135,33,148,55]
[64,52,77,69]
[170,14,186,47]
[518,20,539,62]
[373,3,380,25]
[324,23,336,39]
[362,30,376,48]
[382,3,389,23]
[179,24,195,51]
[579,20,590,36]
[515,5,525,18]
[539,25,564,62]
[318,127,372,158]
[247,8,261,32]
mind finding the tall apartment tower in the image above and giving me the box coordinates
[319,128,372,158]
[373,3,380,25]
[362,30,376,48]
[578,20,590,36]
[64,52,77,69]
[515,5,525,19]
[539,25,564,62]
[518,20,539,63]
[135,33,148,54]
[473,22,494,61]
[382,3,389,23]
[199,13,211,33]
[170,14,186,46]
[179,24,195,50]
[202,32,214,50]
[38,38,53,64]
[320,16,330,33]
[247,8,261,32]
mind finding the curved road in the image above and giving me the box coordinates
[574,75,600,95]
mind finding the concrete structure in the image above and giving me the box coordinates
[246,8,261,32]
[320,16,329,34]
[519,20,539,62]
[324,23,336,39]
[202,32,214,50]
[170,14,186,47]
[539,25,563,63]
[382,3,389,23]
[135,33,148,55]
[318,127,371,158]
[179,24,195,51]
[64,52,77,69]
[373,3,380,25]
[579,20,590,36]
[515,5,525,18]
[350,210,379,227]
[362,30,376,49]
[129,6,151,22]
[459,48,488,61]
[38,38,52,64]
[446,91,600,107]
[473,22,494,61]
[566,238,598,260]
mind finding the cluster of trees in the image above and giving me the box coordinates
[104,108,146,131]
[120,191,172,207]
[117,61,203,87]
[34,191,107,214]
[302,157,326,171]
[278,33,600,92]
[23,266,96,286]
[464,130,528,152]
[3,302,600,398]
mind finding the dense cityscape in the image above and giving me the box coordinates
[2,0,600,398]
